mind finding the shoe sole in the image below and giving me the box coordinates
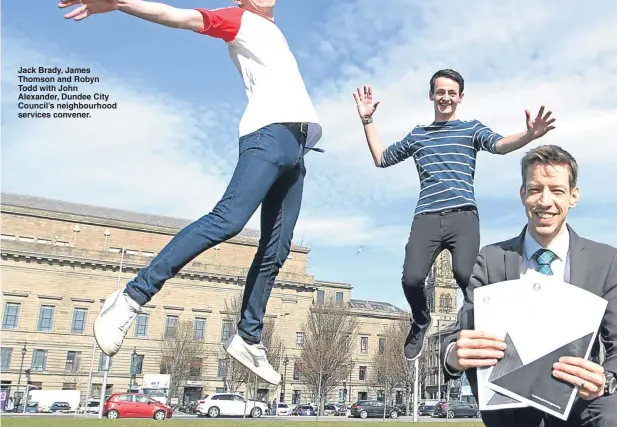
[405,317,433,362]
[93,290,122,358]
[224,340,281,386]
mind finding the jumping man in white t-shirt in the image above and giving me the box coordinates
[59,0,322,385]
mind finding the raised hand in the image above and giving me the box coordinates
[59,0,118,21]
[525,105,556,140]
[353,84,380,119]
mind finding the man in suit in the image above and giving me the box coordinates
[441,145,617,426]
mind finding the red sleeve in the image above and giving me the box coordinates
[195,7,243,42]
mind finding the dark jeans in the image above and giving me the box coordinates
[401,208,480,325]
[125,122,308,344]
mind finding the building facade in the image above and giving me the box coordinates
[0,193,455,408]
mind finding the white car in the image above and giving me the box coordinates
[196,393,267,418]
[275,402,291,415]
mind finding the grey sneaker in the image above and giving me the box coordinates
[404,317,433,361]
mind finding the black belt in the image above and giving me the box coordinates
[421,206,477,215]
[278,122,324,153]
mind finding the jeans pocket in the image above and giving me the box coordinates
[239,129,261,154]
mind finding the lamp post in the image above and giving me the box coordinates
[280,356,289,403]
[16,343,27,407]
[130,347,137,392]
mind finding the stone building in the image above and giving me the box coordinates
[0,193,456,408]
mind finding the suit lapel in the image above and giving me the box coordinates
[567,225,588,287]
[504,227,526,281]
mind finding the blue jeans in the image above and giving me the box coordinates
[125,123,308,344]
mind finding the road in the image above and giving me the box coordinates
[3,413,482,423]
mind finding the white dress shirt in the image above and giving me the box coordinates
[443,226,571,376]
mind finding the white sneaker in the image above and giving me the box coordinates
[94,290,142,357]
[224,334,281,385]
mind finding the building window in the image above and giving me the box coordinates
[164,315,178,338]
[130,354,144,376]
[2,302,20,329]
[37,305,55,332]
[62,383,77,390]
[65,351,81,373]
[160,357,170,375]
[31,349,48,371]
[292,390,301,404]
[190,358,202,377]
[360,336,368,354]
[439,294,453,313]
[71,308,88,334]
[221,320,233,342]
[1,348,12,370]
[316,290,325,305]
[378,337,386,354]
[194,318,206,341]
[377,390,384,402]
[217,359,228,377]
[359,366,367,380]
[296,332,305,348]
[135,314,149,337]
[98,352,112,372]
[335,292,343,305]
[293,363,300,380]
[396,390,403,405]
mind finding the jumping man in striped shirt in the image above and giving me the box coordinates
[353,69,556,361]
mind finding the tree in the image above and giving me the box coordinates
[219,292,282,396]
[295,299,358,415]
[370,316,411,418]
[159,320,208,400]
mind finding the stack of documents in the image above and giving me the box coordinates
[474,273,607,420]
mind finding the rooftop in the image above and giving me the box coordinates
[0,192,262,239]
[349,299,405,313]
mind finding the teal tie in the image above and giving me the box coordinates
[532,249,557,275]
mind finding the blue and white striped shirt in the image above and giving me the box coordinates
[380,119,503,216]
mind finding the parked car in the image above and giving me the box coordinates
[103,393,173,420]
[432,400,481,419]
[275,402,291,415]
[350,400,401,419]
[418,400,441,416]
[291,404,315,416]
[45,401,71,413]
[195,393,266,418]
[79,399,100,414]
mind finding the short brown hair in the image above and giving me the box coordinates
[521,145,578,189]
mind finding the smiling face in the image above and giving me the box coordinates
[429,77,464,121]
[520,162,579,247]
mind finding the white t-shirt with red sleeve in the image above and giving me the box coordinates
[195,7,322,150]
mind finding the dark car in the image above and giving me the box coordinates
[292,404,315,416]
[350,400,401,419]
[418,400,441,416]
[48,401,71,412]
[433,400,481,419]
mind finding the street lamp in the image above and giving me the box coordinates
[129,347,138,392]
[16,343,27,405]
[280,356,289,402]
[72,224,81,246]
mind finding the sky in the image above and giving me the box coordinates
[2,0,617,310]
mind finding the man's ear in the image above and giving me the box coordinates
[519,184,526,205]
[569,186,580,209]
[429,91,434,101]
[458,92,465,104]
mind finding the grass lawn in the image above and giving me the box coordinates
[1,418,483,427]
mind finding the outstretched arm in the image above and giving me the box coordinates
[59,0,203,31]
[353,85,414,168]
[494,106,556,154]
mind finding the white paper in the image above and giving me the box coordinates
[474,274,607,420]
